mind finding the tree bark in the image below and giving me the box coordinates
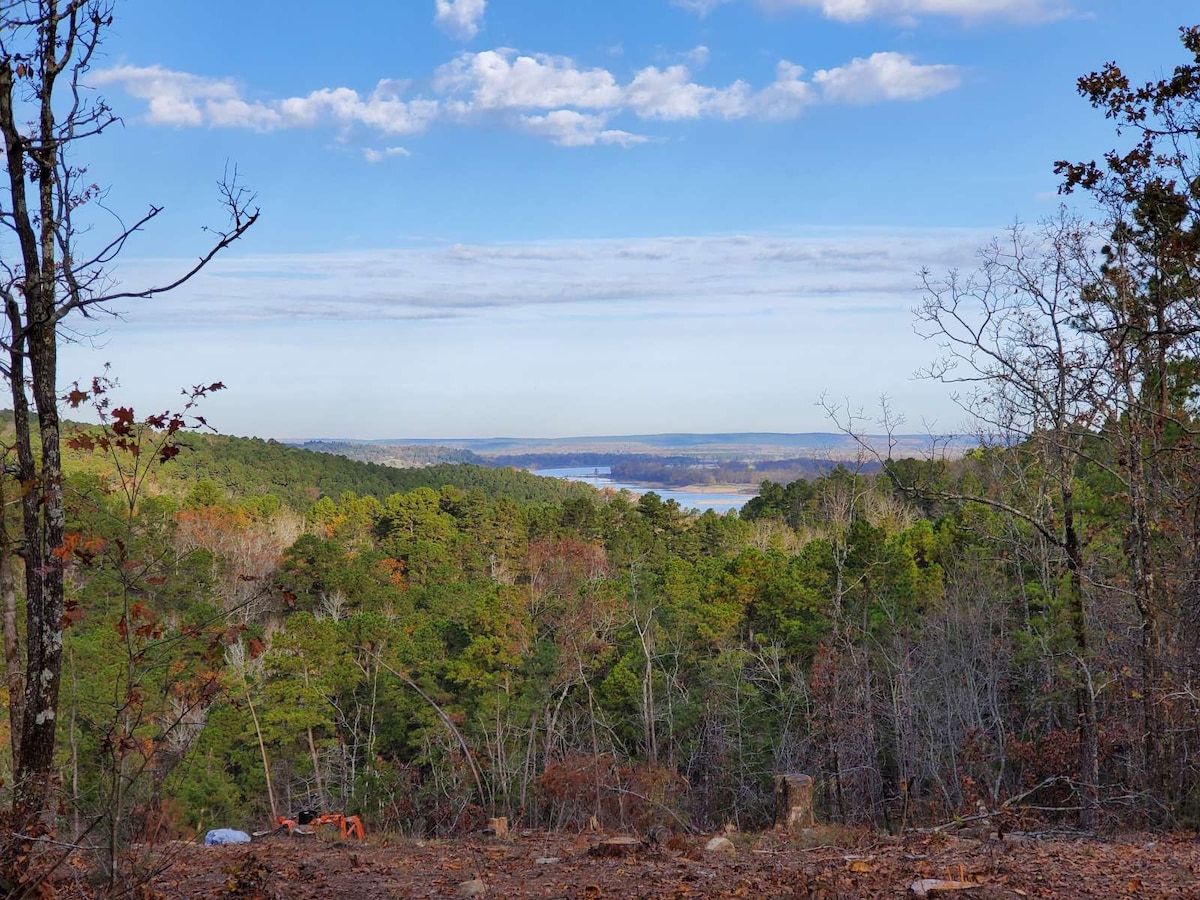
[1063,501,1099,830]
[1,475,22,771]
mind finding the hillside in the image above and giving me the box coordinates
[157,433,590,507]
[0,411,590,509]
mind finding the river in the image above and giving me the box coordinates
[531,466,756,514]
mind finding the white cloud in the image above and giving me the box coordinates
[91,65,240,126]
[107,229,994,325]
[94,66,440,135]
[434,0,486,40]
[363,146,412,163]
[95,46,959,148]
[755,0,1070,22]
[749,61,815,118]
[813,52,960,103]
[520,110,648,147]
[435,49,624,111]
[626,64,752,120]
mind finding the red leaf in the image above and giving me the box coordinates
[111,406,135,436]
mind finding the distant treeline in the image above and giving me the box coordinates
[488,452,645,469]
[299,440,484,468]
[486,452,879,486]
[611,456,878,486]
[26,420,589,509]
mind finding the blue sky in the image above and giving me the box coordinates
[53,0,1198,439]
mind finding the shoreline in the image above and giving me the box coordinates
[675,482,758,495]
[532,468,759,500]
[617,480,758,496]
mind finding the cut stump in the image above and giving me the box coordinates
[485,817,508,838]
[774,774,815,832]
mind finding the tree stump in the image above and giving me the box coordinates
[774,774,815,831]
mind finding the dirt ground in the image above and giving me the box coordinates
[113,828,1200,898]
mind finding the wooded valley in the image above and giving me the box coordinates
[5,3,1200,897]
[5,393,1200,854]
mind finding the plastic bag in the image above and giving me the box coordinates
[204,828,251,845]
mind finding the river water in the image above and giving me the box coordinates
[531,466,756,514]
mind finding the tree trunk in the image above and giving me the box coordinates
[15,319,67,829]
[244,685,278,821]
[1063,506,1098,830]
[1,484,22,771]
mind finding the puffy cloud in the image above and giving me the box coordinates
[90,65,240,126]
[434,0,486,40]
[625,64,752,120]
[749,61,814,119]
[95,45,959,148]
[813,52,960,103]
[434,49,624,111]
[93,67,440,135]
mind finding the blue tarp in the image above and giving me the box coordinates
[204,828,251,845]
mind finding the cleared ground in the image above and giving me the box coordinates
[124,828,1200,898]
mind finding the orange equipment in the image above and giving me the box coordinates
[313,812,366,840]
[274,812,365,840]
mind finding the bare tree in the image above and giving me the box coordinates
[0,0,257,842]
[913,214,1110,828]
[820,215,1112,827]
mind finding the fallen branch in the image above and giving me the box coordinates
[922,777,1073,834]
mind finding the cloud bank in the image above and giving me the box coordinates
[64,228,999,438]
[93,47,960,147]
[107,229,993,326]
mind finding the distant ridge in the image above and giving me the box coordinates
[293,432,963,460]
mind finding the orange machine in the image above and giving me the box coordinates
[274,812,366,840]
